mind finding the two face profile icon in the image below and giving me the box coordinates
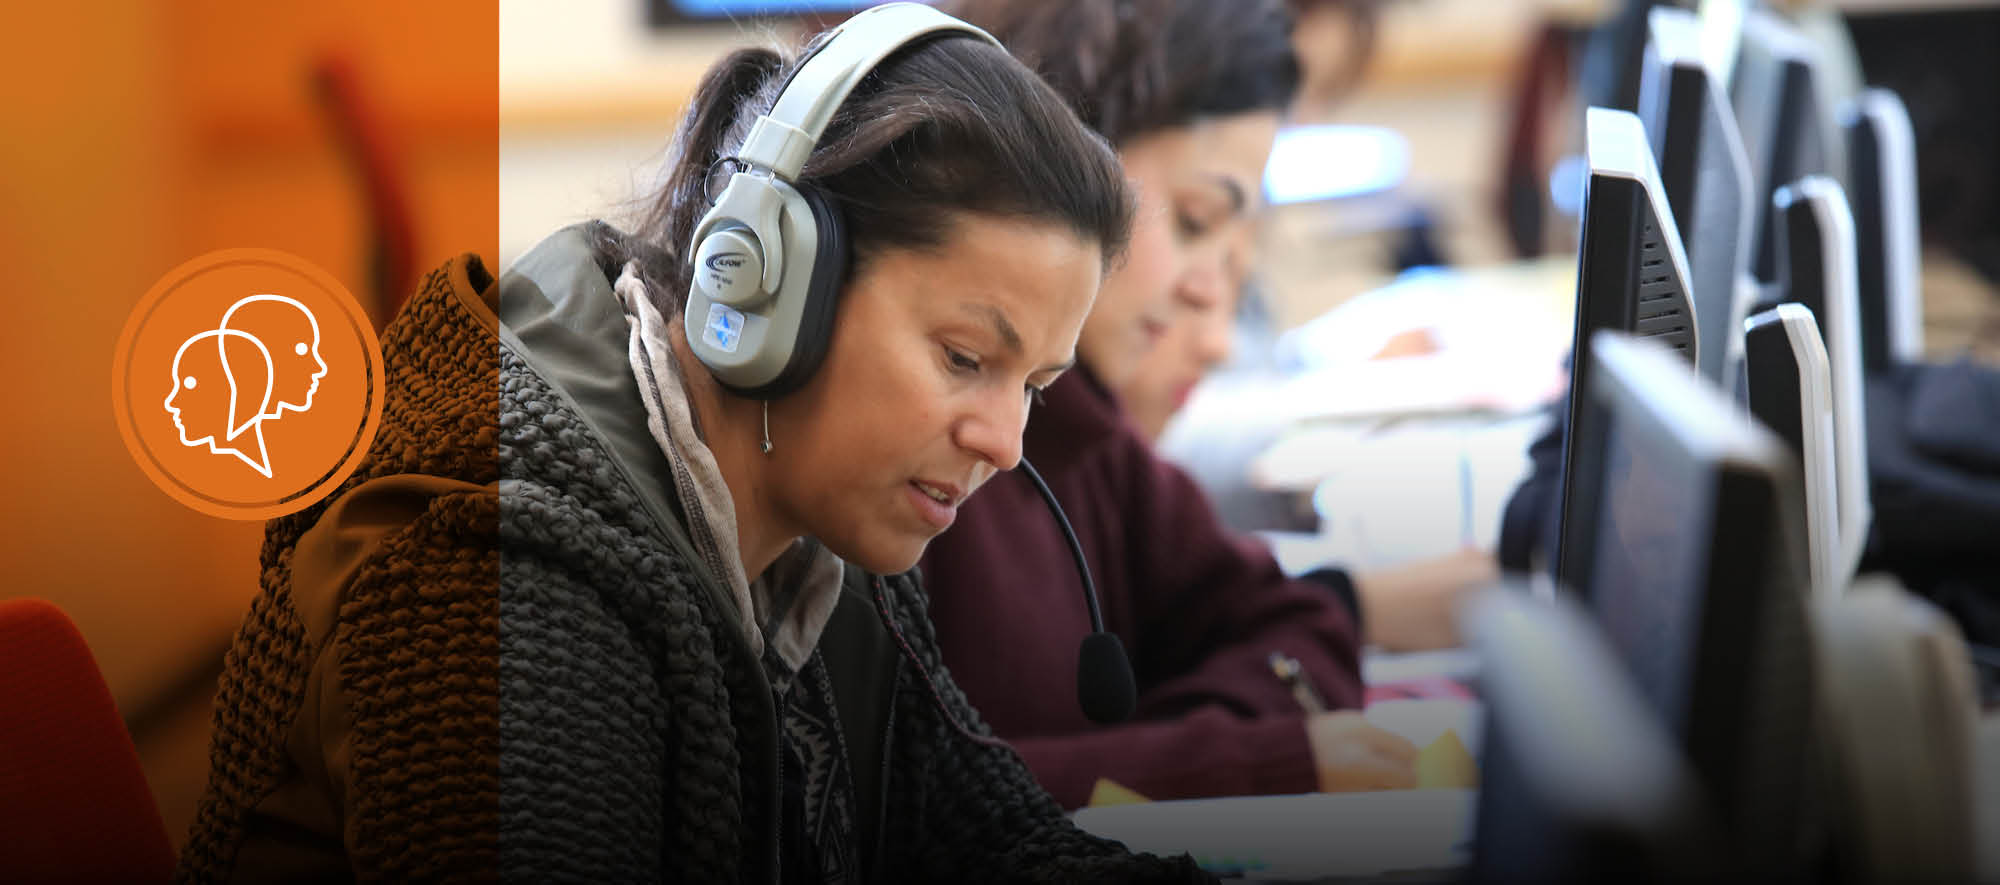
[164,295,327,478]
[115,247,383,519]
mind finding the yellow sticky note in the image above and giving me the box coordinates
[1087,778,1152,807]
[1415,728,1478,789]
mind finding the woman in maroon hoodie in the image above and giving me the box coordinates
[920,0,1426,810]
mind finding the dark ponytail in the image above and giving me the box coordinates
[590,46,784,298]
[606,29,1134,319]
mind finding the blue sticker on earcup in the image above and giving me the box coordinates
[705,302,745,354]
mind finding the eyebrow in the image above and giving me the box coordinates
[959,302,1074,375]
[1204,173,1249,214]
[961,302,1023,354]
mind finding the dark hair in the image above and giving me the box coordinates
[937,0,1301,148]
[605,30,1133,311]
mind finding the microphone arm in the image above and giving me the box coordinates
[1017,458,1135,725]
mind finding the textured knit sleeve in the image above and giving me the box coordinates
[873,573,1216,884]
[179,480,503,885]
[493,341,776,884]
[331,489,503,880]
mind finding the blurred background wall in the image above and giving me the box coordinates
[496,0,1545,274]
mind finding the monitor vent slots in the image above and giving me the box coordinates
[1635,220,1695,358]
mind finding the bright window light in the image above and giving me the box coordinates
[1263,125,1411,205]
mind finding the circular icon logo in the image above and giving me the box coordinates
[112,248,386,520]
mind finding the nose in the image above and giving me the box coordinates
[1180,259,1228,312]
[1193,301,1234,368]
[954,387,1028,474]
[1179,228,1238,308]
[1180,227,1250,365]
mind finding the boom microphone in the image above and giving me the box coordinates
[1017,458,1135,725]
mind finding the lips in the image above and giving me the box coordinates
[907,479,964,530]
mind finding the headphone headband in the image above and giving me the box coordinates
[735,3,1002,181]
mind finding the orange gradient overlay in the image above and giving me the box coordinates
[1,1,497,845]
[112,249,385,519]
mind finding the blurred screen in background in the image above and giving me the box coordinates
[648,0,899,25]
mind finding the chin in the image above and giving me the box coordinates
[832,531,928,577]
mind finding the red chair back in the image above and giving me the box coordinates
[0,597,175,882]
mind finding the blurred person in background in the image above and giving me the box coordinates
[177,7,1217,881]
[920,0,1446,811]
[1111,0,1498,650]
[1287,0,1383,125]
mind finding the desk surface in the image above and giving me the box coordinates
[1075,788,1475,882]
[1073,698,1481,881]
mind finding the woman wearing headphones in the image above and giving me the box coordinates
[918,0,1467,810]
[178,5,1208,882]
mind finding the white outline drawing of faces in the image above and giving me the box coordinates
[166,328,275,478]
[221,293,326,418]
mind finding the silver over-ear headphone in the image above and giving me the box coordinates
[684,3,1001,398]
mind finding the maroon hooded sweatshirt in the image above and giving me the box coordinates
[918,365,1365,809]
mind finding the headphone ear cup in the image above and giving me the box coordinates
[744,180,848,399]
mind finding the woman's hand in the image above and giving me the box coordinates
[1354,548,1499,652]
[1306,711,1419,792]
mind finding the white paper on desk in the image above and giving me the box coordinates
[1278,265,1574,373]
[1073,789,1475,881]
[1270,266,1573,424]
[1251,416,1546,571]
[1273,353,1566,424]
[1362,650,1483,691]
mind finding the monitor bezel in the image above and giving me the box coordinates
[1568,330,1816,870]
[1641,6,1757,384]
[1744,303,1841,600]
[1556,108,1699,597]
[1842,89,1924,372]
[1774,175,1872,589]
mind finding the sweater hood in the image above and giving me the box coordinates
[494,223,696,571]
[261,253,502,566]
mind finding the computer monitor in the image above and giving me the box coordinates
[1560,330,1817,875]
[1556,107,1697,595]
[1638,6,1756,385]
[1733,10,1843,284]
[1466,587,1718,884]
[1842,88,1925,372]
[1774,176,1871,588]
[1744,303,1841,600]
